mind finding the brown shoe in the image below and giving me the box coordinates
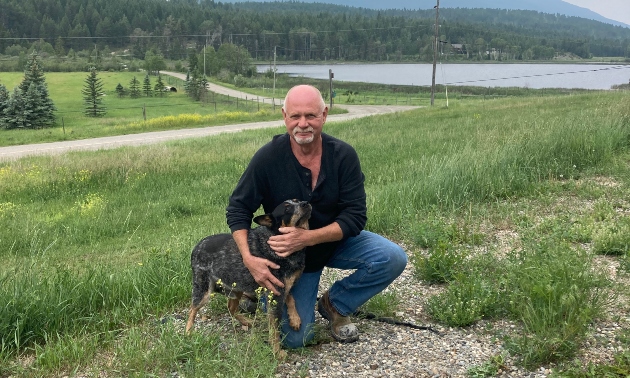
[317,291,359,343]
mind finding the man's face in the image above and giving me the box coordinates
[282,88,328,146]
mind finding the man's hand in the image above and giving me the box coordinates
[242,254,284,296]
[267,227,310,258]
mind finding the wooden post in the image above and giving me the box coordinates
[431,0,440,106]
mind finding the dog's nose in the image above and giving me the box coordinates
[299,201,309,208]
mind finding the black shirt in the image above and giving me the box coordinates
[226,132,367,272]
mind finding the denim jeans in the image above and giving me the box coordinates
[277,230,408,349]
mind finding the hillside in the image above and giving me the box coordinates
[0,0,628,67]
[218,0,629,27]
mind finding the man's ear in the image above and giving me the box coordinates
[253,214,274,227]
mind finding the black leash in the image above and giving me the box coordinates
[352,310,444,336]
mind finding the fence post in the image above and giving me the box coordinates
[143,104,146,121]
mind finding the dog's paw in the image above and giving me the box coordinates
[289,318,301,331]
[275,349,288,361]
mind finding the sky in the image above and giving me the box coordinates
[562,0,630,26]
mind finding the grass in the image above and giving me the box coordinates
[0,90,629,376]
[0,71,284,146]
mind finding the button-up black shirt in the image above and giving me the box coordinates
[226,132,367,272]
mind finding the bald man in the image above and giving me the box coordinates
[226,85,407,348]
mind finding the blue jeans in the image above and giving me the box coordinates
[277,230,408,349]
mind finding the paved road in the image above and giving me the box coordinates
[0,75,418,161]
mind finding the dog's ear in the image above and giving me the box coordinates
[253,214,274,228]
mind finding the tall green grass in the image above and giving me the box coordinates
[0,91,628,375]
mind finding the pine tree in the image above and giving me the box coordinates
[19,52,45,92]
[115,83,126,98]
[129,76,141,98]
[82,68,106,117]
[142,73,153,97]
[0,84,8,129]
[3,88,27,130]
[18,52,56,127]
[154,74,166,97]
[24,83,43,128]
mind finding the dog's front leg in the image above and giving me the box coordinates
[268,312,287,360]
[283,270,303,331]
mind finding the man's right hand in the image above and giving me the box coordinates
[242,254,284,296]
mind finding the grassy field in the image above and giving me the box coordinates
[0,71,287,146]
[0,90,629,376]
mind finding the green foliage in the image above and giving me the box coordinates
[359,290,401,318]
[0,52,56,129]
[412,241,468,284]
[467,354,507,378]
[426,272,500,327]
[503,239,610,368]
[82,68,106,117]
[115,82,126,98]
[154,74,166,97]
[128,76,141,98]
[142,73,153,97]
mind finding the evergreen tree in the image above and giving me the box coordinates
[154,74,166,97]
[18,52,55,127]
[23,83,46,129]
[82,68,106,117]
[3,88,27,130]
[115,83,126,98]
[0,84,8,129]
[142,73,153,97]
[129,76,141,98]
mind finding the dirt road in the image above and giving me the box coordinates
[0,76,418,161]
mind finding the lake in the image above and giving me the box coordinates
[256,63,630,90]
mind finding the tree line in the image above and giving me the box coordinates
[1,0,629,64]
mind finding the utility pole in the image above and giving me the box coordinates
[273,46,277,99]
[431,0,440,106]
[329,69,334,109]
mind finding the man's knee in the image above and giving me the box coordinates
[388,243,408,275]
[281,325,315,349]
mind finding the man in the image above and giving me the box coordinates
[226,84,407,348]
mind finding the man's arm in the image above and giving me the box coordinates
[232,229,284,295]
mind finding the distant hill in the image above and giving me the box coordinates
[218,0,629,28]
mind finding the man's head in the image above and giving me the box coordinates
[282,85,328,146]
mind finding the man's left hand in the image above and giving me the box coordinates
[267,227,309,257]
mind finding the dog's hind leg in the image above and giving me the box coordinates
[227,292,252,327]
[283,270,303,331]
[186,271,213,334]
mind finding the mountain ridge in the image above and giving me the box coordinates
[218,0,629,28]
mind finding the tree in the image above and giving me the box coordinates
[0,84,9,129]
[142,73,153,97]
[144,49,166,75]
[129,76,141,98]
[18,52,55,127]
[154,75,166,97]
[3,88,27,130]
[82,68,106,117]
[115,83,126,98]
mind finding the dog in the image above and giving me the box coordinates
[185,199,311,358]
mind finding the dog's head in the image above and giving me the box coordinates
[253,199,311,233]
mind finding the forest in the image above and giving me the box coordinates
[0,0,629,66]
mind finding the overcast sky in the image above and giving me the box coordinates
[563,0,630,26]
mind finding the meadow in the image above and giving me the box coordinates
[0,71,284,146]
[0,90,629,377]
